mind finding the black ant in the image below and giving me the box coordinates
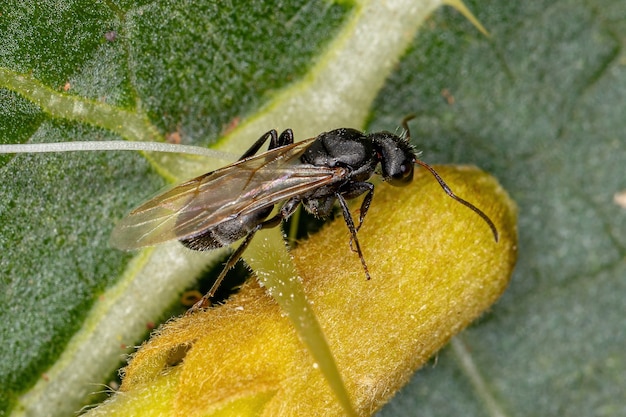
[110,118,498,309]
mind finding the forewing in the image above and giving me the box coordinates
[110,139,343,250]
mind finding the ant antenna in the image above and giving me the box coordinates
[401,114,417,140]
[401,114,498,242]
[414,159,499,242]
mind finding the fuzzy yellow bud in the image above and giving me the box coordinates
[87,165,517,417]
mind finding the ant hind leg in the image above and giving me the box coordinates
[237,129,295,160]
[186,203,295,313]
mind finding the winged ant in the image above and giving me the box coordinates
[108,117,499,310]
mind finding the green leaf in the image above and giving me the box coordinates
[2,0,621,416]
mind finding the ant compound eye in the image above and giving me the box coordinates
[389,162,414,186]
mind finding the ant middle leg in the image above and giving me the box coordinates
[341,182,374,233]
[336,193,371,280]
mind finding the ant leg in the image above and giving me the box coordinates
[353,183,374,233]
[251,198,300,232]
[238,128,295,160]
[238,130,278,160]
[279,197,301,219]
[276,129,294,147]
[187,201,300,313]
[339,182,374,250]
[336,193,371,280]
[187,230,259,313]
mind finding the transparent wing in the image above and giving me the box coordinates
[110,138,344,250]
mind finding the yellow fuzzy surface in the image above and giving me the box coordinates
[87,165,517,417]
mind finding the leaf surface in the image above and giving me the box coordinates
[2,0,622,416]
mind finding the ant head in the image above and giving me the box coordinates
[370,132,416,186]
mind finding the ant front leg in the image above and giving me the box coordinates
[350,182,374,233]
[340,181,374,235]
[336,181,374,258]
[238,129,295,160]
[336,193,371,280]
